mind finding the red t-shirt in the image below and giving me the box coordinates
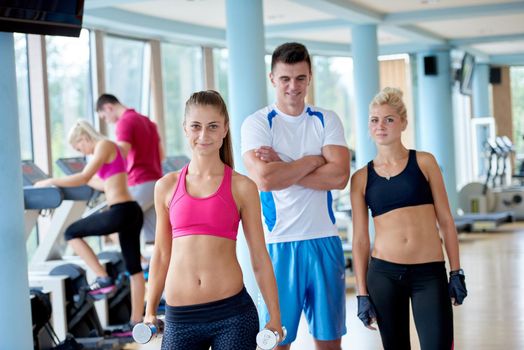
[116,109,162,186]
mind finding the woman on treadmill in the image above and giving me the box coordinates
[144,90,283,349]
[350,87,467,350]
[35,120,145,327]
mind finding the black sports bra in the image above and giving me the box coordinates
[365,150,434,217]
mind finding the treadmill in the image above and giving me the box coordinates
[22,161,63,240]
[23,159,94,265]
[23,160,134,345]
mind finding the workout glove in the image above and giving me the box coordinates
[357,295,377,327]
[448,270,467,305]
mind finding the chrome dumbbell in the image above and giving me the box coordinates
[132,319,164,344]
[256,326,287,350]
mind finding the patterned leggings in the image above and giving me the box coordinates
[161,287,259,350]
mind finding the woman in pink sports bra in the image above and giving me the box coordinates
[35,120,145,328]
[145,91,283,349]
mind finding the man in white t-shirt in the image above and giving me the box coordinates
[241,42,350,350]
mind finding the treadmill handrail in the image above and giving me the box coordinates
[24,186,63,210]
[60,185,94,201]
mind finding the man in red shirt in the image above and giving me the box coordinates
[96,94,164,244]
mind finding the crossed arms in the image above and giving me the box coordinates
[243,145,350,192]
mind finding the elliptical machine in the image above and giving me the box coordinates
[491,136,524,218]
[457,139,515,231]
[459,139,499,214]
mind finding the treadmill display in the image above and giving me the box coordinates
[22,160,49,186]
[56,157,86,175]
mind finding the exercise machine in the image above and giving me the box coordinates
[23,160,88,342]
[22,161,63,240]
[22,160,133,337]
[490,137,524,219]
[22,159,95,265]
[457,139,515,231]
[48,264,127,349]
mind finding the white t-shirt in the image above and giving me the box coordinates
[241,104,347,243]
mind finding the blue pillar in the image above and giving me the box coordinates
[225,0,267,304]
[225,0,267,171]
[416,51,458,211]
[0,32,33,350]
[472,63,490,118]
[351,24,379,168]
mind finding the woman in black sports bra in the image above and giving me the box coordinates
[350,87,467,350]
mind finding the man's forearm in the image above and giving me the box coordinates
[297,162,349,190]
[250,155,325,191]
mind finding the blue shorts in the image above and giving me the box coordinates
[259,236,347,344]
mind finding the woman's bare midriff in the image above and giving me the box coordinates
[372,204,445,264]
[103,173,133,205]
[164,235,244,306]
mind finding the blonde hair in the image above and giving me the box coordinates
[369,87,407,120]
[184,90,234,169]
[68,120,104,146]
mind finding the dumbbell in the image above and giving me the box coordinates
[256,326,287,350]
[132,319,164,344]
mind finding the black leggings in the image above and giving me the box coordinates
[64,201,143,275]
[161,287,259,350]
[367,257,453,350]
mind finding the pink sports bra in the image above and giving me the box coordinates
[97,145,126,180]
[169,164,240,240]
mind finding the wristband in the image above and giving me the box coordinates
[449,268,464,277]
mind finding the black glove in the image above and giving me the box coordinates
[448,269,467,305]
[357,295,377,327]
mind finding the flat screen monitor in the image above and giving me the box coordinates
[0,0,84,37]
